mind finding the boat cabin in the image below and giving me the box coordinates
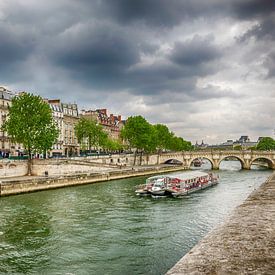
[146,171,211,189]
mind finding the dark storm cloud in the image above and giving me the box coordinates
[0,26,33,64]
[234,0,275,42]
[48,22,142,90]
[232,0,275,19]
[54,26,139,68]
[99,0,229,27]
[238,16,275,42]
[170,35,221,66]
[1,0,274,143]
[234,1,275,79]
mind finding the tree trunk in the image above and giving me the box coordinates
[146,153,149,165]
[157,149,161,165]
[139,151,143,166]
[27,148,32,176]
[133,150,137,166]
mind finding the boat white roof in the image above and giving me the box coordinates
[148,171,209,181]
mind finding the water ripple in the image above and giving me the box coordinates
[0,162,271,275]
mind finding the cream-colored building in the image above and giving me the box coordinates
[0,87,123,157]
[62,103,80,156]
[0,87,22,157]
[46,100,80,157]
[47,99,64,157]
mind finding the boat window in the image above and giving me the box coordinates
[154,183,163,187]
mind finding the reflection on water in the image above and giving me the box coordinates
[0,162,272,275]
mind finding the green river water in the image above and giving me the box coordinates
[0,161,272,274]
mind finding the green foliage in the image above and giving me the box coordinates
[103,138,124,151]
[168,135,193,151]
[75,117,123,152]
[153,124,172,150]
[256,137,275,150]
[75,117,106,150]
[2,93,58,158]
[75,117,91,146]
[121,116,192,154]
[233,145,242,150]
[121,116,157,153]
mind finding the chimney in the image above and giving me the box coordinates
[101,108,107,115]
[110,114,114,122]
[48,99,61,105]
[118,115,121,122]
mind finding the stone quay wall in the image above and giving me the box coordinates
[166,173,275,275]
[0,165,186,196]
[0,160,28,177]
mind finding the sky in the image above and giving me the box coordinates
[0,0,275,144]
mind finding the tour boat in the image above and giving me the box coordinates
[192,158,205,167]
[135,171,219,197]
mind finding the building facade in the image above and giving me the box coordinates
[62,103,80,156]
[81,108,123,141]
[0,87,22,157]
[47,99,64,157]
[0,87,124,157]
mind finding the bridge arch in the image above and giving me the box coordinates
[163,159,183,165]
[189,157,214,169]
[250,157,274,169]
[218,155,245,169]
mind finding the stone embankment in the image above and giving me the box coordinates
[0,165,185,196]
[166,173,275,275]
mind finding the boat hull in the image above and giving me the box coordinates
[171,180,218,197]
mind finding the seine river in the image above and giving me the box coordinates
[0,161,272,275]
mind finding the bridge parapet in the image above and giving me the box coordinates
[155,150,275,170]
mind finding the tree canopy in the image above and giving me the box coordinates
[75,117,123,152]
[120,116,156,153]
[256,137,275,150]
[121,116,192,154]
[2,93,58,174]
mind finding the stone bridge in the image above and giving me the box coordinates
[147,150,275,170]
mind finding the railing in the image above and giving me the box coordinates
[163,150,275,154]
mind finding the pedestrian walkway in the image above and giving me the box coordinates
[166,173,275,274]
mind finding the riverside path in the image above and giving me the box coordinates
[166,172,275,274]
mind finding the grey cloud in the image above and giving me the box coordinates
[99,0,230,27]
[264,51,275,78]
[0,0,274,143]
[0,26,34,64]
[170,35,221,66]
[46,22,141,90]
[232,0,275,19]
[238,16,275,42]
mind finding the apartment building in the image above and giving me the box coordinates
[62,103,80,156]
[81,108,123,141]
[0,87,22,156]
[47,99,64,157]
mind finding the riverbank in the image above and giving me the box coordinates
[0,165,186,196]
[166,172,275,274]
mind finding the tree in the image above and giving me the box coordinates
[256,137,275,150]
[75,117,93,151]
[75,118,107,152]
[121,116,157,164]
[233,145,242,150]
[2,93,58,175]
[154,124,172,151]
[103,138,124,152]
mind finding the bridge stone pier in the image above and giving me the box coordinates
[146,150,275,170]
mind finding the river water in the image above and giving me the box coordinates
[0,161,272,275]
